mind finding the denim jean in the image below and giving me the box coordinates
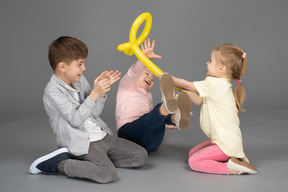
[62,134,148,183]
[118,103,174,153]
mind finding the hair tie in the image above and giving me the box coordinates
[242,52,246,58]
[236,79,241,83]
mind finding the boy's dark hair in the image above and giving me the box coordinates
[48,36,88,70]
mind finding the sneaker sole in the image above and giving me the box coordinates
[228,157,258,174]
[242,156,251,163]
[177,91,192,130]
[160,74,178,114]
[29,148,69,175]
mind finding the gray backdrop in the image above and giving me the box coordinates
[1,0,287,127]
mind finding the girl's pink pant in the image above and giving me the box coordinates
[188,140,230,175]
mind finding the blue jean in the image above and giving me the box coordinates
[118,103,174,153]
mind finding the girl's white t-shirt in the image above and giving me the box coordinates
[194,76,245,158]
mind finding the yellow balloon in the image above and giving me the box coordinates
[117,12,164,76]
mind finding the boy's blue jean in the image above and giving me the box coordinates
[118,103,174,153]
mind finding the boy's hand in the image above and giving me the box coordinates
[94,76,111,94]
[105,70,121,85]
[141,38,162,60]
[98,71,109,80]
[99,70,121,85]
[90,75,111,101]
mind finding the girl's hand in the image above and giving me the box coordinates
[141,38,162,60]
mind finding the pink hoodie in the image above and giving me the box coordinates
[116,60,153,130]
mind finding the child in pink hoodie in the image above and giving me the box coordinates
[116,38,192,152]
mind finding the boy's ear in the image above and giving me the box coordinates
[58,62,66,72]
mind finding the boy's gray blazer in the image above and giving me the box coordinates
[43,74,113,156]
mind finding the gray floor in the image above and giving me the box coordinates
[1,107,287,192]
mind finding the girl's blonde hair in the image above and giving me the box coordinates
[214,43,247,115]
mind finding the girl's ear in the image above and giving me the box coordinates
[218,64,227,74]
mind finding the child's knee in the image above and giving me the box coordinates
[188,148,195,157]
[130,148,148,167]
[188,155,199,170]
[93,166,117,184]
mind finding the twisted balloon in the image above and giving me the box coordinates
[117,12,164,76]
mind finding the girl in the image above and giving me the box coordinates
[164,43,257,175]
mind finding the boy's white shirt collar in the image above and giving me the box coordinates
[52,74,79,92]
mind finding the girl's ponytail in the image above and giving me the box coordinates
[233,78,246,115]
[233,53,247,115]
[215,44,247,115]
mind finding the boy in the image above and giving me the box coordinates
[29,36,148,183]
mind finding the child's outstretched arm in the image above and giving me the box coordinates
[157,74,203,106]
[171,76,197,92]
[171,76,203,106]
[141,38,162,60]
[157,74,197,91]
[123,38,160,80]
[185,91,203,106]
